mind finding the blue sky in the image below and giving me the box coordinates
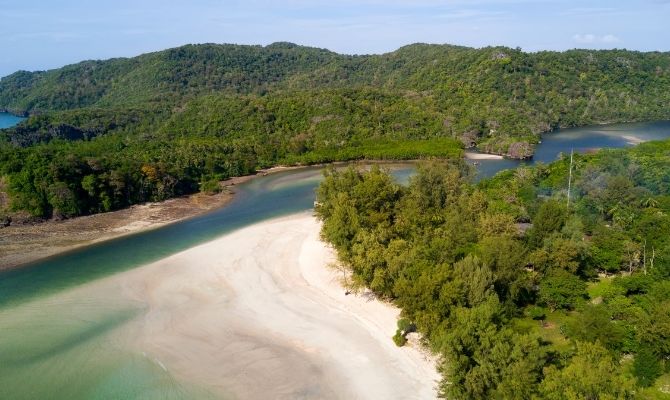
[1,0,668,77]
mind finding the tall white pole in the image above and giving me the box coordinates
[567,149,574,209]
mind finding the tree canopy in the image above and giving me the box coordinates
[315,139,670,398]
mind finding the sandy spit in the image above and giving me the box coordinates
[0,165,312,270]
[100,212,440,399]
[464,151,504,160]
[621,134,647,145]
[0,191,236,270]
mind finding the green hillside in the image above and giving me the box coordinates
[1,42,669,219]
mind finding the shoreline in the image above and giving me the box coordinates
[621,134,647,145]
[0,190,233,270]
[2,118,660,271]
[107,213,439,398]
[0,161,415,271]
[0,213,440,398]
[0,165,299,270]
[464,151,505,160]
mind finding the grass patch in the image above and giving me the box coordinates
[511,310,574,354]
[637,373,670,399]
[587,276,616,300]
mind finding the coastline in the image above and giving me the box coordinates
[0,165,299,270]
[0,212,439,398]
[2,116,662,271]
[85,212,439,398]
[0,162,412,271]
[0,190,233,270]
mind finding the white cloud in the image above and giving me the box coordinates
[602,34,620,43]
[573,33,620,44]
[573,33,596,43]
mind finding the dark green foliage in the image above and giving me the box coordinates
[199,178,222,195]
[538,341,635,399]
[638,301,670,359]
[439,298,546,399]
[2,42,670,396]
[2,43,670,217]
[3,44,670,132]
[564,305,625,352]
[0,91,461,218]
[634,346,663,387]
[0,43,341,111]
[528,306,546,321]
[589,227,629,273]
[316,140,670,397]
[397,318,414,334]
[527,200,567,248]
[393,330,407,347]
[538,269,587,311]
[3,43,670,152]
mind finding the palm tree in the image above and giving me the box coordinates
[641,197,659,209]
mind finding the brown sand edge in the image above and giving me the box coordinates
[0,190,232,270]
[0,165,303,270]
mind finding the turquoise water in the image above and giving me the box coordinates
[0,167,331,399]
[0,168,326,307]
[0,111,24,128]
[0,165,413,399]
[0,121,669,399]
[0,297,216,399]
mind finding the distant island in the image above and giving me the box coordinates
[0,42,669,220]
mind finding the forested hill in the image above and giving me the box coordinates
[0,43,341,111]
[2,43,670,153]
[1,42,670,221]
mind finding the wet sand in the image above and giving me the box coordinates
[78,212,438,399]
[0,191,233,270]
[0,166,302,270]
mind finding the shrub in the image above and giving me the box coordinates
[200,178,221,194]
[528,306,546,321]
[397,318,415,334]
[393,329,407,347]
[633,346,663,387]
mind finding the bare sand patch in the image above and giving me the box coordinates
[75,212,440,399]
[621,134,647,145]
[464,151,504,160]
[0,191,233,270]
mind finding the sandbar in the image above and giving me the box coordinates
[40,212,440,399]
[464,151,504,160]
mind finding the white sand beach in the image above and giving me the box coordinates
[464,151,504,160]
[50,212,439,399]
[621,134,647,145]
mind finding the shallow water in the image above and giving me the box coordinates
[0,283,218,399]
[1,121,669,399]
[0,165,415,399]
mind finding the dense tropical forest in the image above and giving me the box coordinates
[315,139,670,399]
[1,42,670,219]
